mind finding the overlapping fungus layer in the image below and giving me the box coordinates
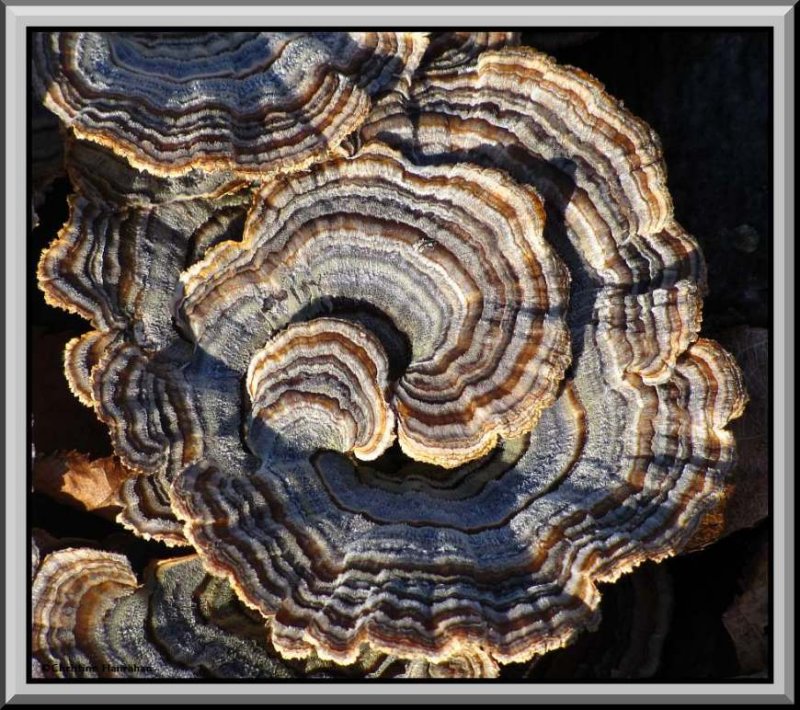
[360,47,706,385]
[177,142,571,467]
[32,32,429,179]
[246,318,397,462]
[33,32,747,677]
[31,545,496,679]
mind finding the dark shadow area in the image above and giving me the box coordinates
[30,494,187,576]
[501,527,758,680]
[535,29,771,334]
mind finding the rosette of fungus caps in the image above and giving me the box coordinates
[34,34,748,677]
[166,133,745,666]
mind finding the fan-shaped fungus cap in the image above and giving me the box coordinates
[178,142,571,467]
[33,32,429,178]
[36,190,250,540]
[31,548,297,678]
[32,548,139,677]
[246,318,396,462]
[36,188,254,481]
[64,136,247,207]
[359,46,706,385]
[31,547,466,678]
[167,59,744,668]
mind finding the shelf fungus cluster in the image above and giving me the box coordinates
[33,31,747,679]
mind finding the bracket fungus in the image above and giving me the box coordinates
[32,32,429,179]
[358,46,707,387]
[246,318,397,462]
[32,547,303,678]
[36,183,252,544]
[176,141,571,467]
[31,545,501,679]
[33,31,748,678]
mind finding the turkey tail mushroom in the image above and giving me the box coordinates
[177,142,572,468]
[359,46,706,385]
[33,32,749,678]
[32,32,429,179]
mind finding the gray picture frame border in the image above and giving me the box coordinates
[2,2,794,704]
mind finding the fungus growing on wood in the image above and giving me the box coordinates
[32,548,140,678]
[36,189,250,542]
